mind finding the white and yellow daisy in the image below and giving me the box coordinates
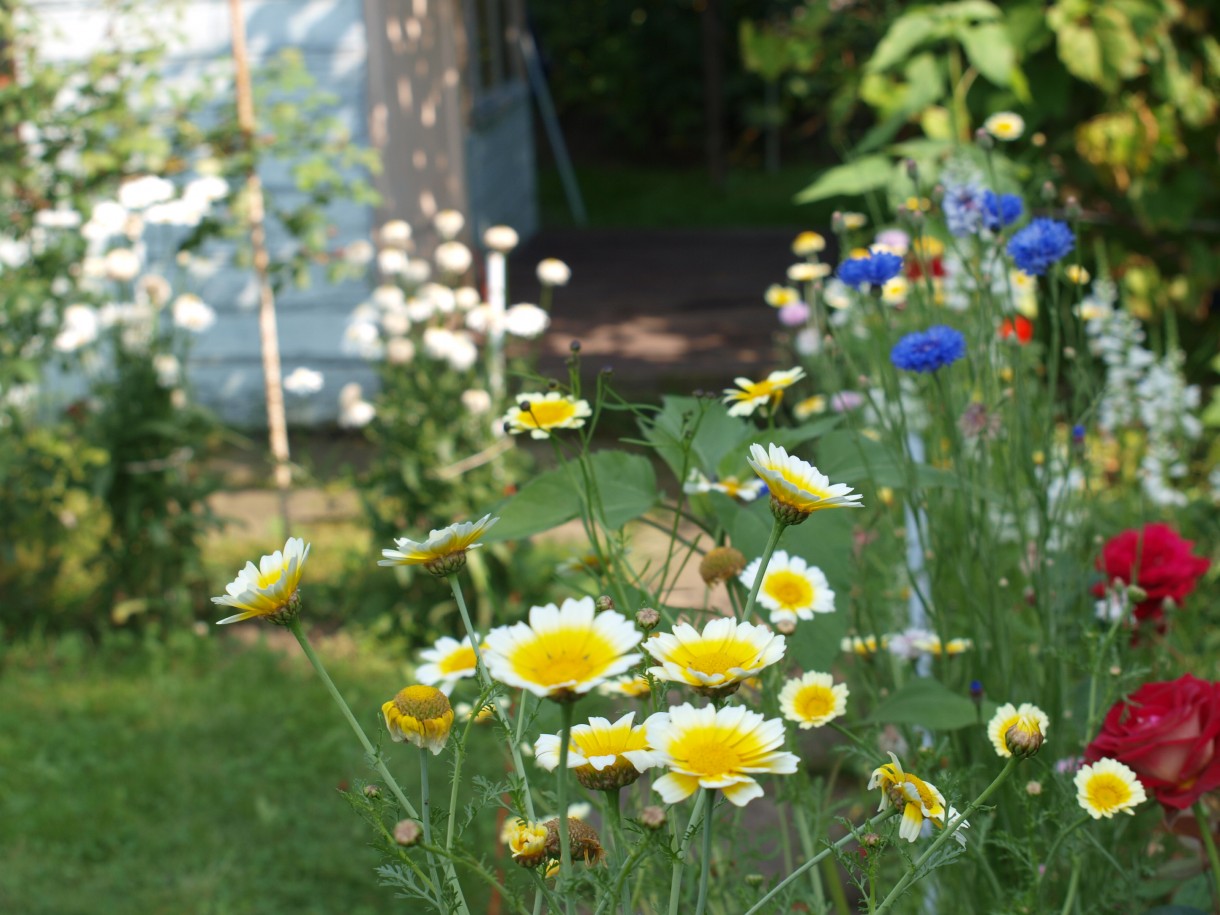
[484,597,642,701]
[504,820,550,866]
[779,671,849,729]
[983,111,1025,141]
[792,231,827,257]
[1010,270,1038,318]
[643,617,785,696]
[502,392,592,439]
[987,702,1049,758]
[787,262,831,283]
[597,674,652,699]
[793,395,827,421]
[642,703,799,807]
[382,685,455,755]
[722,367,806,418]
[881,276,909,306]
[683,470,767,502]
[840,211,868,231]
[379,515,498,576]
[534,712,655,790]
[415,634,484,694]
[764,284,801,308]
[869,752,968,845]
[841,634,887,656]
[1075,758,1146,819]
[1064,264,1090,286]
[747,443,864,524]
[738,550,835,625]
[212,536,310,625]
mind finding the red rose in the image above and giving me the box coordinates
[1085,674,1220,809]
[1093,523,1210,626]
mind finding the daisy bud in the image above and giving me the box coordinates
[569,339,581,353]
[394,819,423,846]
[1041,180,1056,202]
[1026,780,1043,796]
[770,494,812,528]
[699,546,747,586]
[745,874,764,888]
[1005,719,1045,758]
[635,607,660,630]
[1126,584,1149,604]
[862,832,881,847]
[639,805,667,830]
[595,595,615,613]
[363,784,382,799]
[544,817,604,865]
[775,617,796,635]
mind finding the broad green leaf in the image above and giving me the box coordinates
[958,22,1015,87]
[482,467,580,543]
[788,608,851,673]
[867,11,940,74]
[641,396,748,483]
[868,678,983,731]
[795,156,893,204]
[591,450,658,529]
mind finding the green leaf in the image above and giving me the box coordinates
[867,11,940,73]
[591,450,658,529]
[795,156,893,204]
[869,679,982,731]
[482,467,580,543]
[958,22,1015,87]
[641,396,748,483]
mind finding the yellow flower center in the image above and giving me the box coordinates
[508,627,621,690]
[773,465,832,504]
[573,725,647,758]
[741,379,781,399]
[518,399,575,428]
[257,566,285,589]
[1086,773,1131,811]
[763,570,814,610]
[795,684,835,720]
[438,644,478,675]
[678,730,743,777]
[677,639,757,678]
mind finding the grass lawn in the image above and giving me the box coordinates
[0,629,526,914]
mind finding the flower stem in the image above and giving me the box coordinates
[694,789,716,915]
[668,791,709,915]
[419,747,447,908]
[603,789,629,915]
[1036,814,1089,891]
[556,701,575,915]
[1194,801,1220,909]
[286,619,419,819]
[873,757,1020,915]
[1059,856,1081,915]
[744,809,899,915]
[592,841,650,915]
[739,517,785,622]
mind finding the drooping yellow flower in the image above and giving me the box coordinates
[415,634,484,694]
[779,671,849,729]
[212,537,310,625]
[484,597,642,701]
[722,367,806,417]
[382,685,455,755]
[869,752,968,845]
[1075,758,1146,819]
[505,820,550,867]
[534,712,655,790]
[379,515,498,576]
[738,550,835,626]
[642,703,799,807]
[1064,264,1090,285]
[983,111,1025,141]
[502,392,592,439]
[987,702,1049,759]
[792,231,827,256]
[793,395,827,421]
[643,617,785,697]
[747,442,864,525]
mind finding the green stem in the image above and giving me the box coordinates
[1059,857,1081,915]
[740,517,785,622]
[1037,814,1089,890]
[668,790,709,915]
[873,757,1020,915]
[557,701,575,914]
[603,790,629,915]
[592,841,651,915]
[286,619,419,819]
[743,809,899,915]
[695,789,715,915]
[1194,801,1220,909]
[419,748,447,910]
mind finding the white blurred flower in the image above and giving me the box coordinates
[378,248,409,275]
[283,367,325,395]
[0,236,30,268]
[794,328,820,356]
[137,274,172,309]
[504,303,549,338]
[406,297,436,323]
[145,199,205,227]
[53,304,99,352]
[386,336,416,364]
[373,284,406,309]
[483,225,518,253]
[435,241,473,275]
[434,210,465,240]
[381,308,411,337]
[34,207,82,229]
[118,175,175,210]
[536,258,571,286]
[104,248,141,282]
[170,388,188,410]
[446,331,479,371]
[454,286,481,311]
[123,212,145,240]
[461,388,492,414]
[343,320,383,360]
[172,294,216,333]
[153,353,180,388]
[823,279,852,310]
[118,305,156,352]
[339,398,376,428]
[380,220,412,249]
[403,258,432,285]
[464,304,496,335]
[344,240,375,265]
[420,282,457,314]
[184,175,229,205]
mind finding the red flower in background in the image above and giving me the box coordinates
[999,316,1034,344]
[1093,523,1210,627]
[1086,674,1220,810]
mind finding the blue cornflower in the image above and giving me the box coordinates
[982,191,1023,232]
[1007,218,1075,275]
[837,251,904,289]
[942,181,987,237]
[890,325,966,373]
